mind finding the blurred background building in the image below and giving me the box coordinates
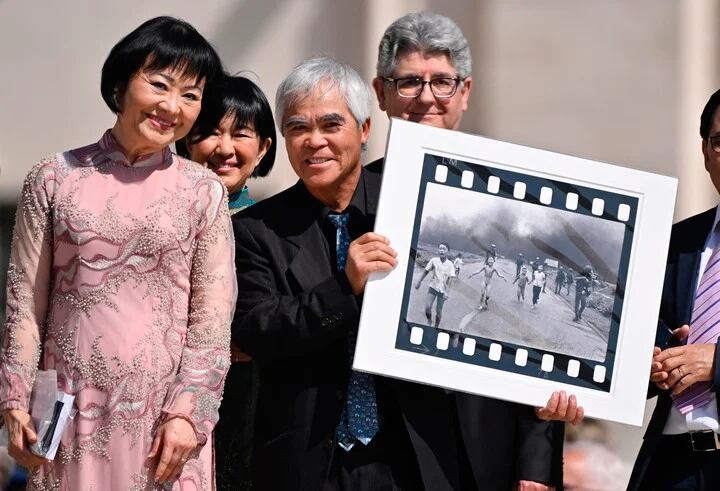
[2,1,719,487]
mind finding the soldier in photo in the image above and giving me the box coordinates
[555,266,566,294]
[573,265,594,322]
[516,252,525,276]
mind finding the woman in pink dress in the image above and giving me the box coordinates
[0,16,235,490]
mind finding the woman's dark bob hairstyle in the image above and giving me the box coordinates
[178,74,277,178]
[101,16,223,113]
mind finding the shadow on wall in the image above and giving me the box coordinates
[211,0,368,66]
[0,204,15,336]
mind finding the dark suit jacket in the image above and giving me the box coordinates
[628,207,720,489]
[232,162,563,491]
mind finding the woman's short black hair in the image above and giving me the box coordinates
[178,74,277,178]
[101,16,223,113]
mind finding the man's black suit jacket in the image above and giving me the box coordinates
[628,207,720,489]
[231,161,563,491]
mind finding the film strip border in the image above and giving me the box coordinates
[402,325,608,385]
[394,153,640,392]
[433,156,637,224]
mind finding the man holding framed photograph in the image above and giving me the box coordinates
[233,51,560,490]
[368,11,575,489]
[235,51,563,489]
[232,57,410,491]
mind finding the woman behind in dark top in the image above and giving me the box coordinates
[178,73,276,490]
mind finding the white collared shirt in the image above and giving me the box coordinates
[663,205,720,434]
[425,257,456,295]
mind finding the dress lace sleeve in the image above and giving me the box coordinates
[0,161,56,411]
[161,177,236,446]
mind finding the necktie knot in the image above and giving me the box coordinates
[328,213,349,230]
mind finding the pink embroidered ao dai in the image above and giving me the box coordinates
[0,131,236,490]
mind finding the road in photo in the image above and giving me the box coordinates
[407,253,610,361]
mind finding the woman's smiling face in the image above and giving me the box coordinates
[188,115,271,194]
[115,66,204,154]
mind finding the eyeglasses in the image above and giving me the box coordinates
[383,76,462,98]
[709,135,720,152]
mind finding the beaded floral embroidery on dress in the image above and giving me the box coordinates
[0,131,236,490]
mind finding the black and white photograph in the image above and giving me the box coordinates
[354,119,676,424]
[390,152,639,393]
[407,181,626,363]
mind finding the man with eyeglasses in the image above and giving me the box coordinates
[370,14,471,133]
[628,89,720,489]
[362,12,567,490]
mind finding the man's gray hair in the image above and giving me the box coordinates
[275,57,372,134]
[376,12,471,79]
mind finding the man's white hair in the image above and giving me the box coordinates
[275,57,372,135]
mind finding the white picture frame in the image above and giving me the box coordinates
[354,118,678,426]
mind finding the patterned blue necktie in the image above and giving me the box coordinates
[327,213,379,451]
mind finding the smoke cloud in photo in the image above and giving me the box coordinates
[418,183,625,282]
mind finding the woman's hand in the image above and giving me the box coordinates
[3,409,49,468]
[148,416,198,483]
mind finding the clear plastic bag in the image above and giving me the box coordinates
[29,369,58,452]
[28,369,75,460]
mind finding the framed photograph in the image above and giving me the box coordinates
[354,118,677,425]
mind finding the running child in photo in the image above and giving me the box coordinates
[469,255,506,310]
[513,265,531,302]
[415,242,456,327]
[453,252,464,278]
[532,264,546,309]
